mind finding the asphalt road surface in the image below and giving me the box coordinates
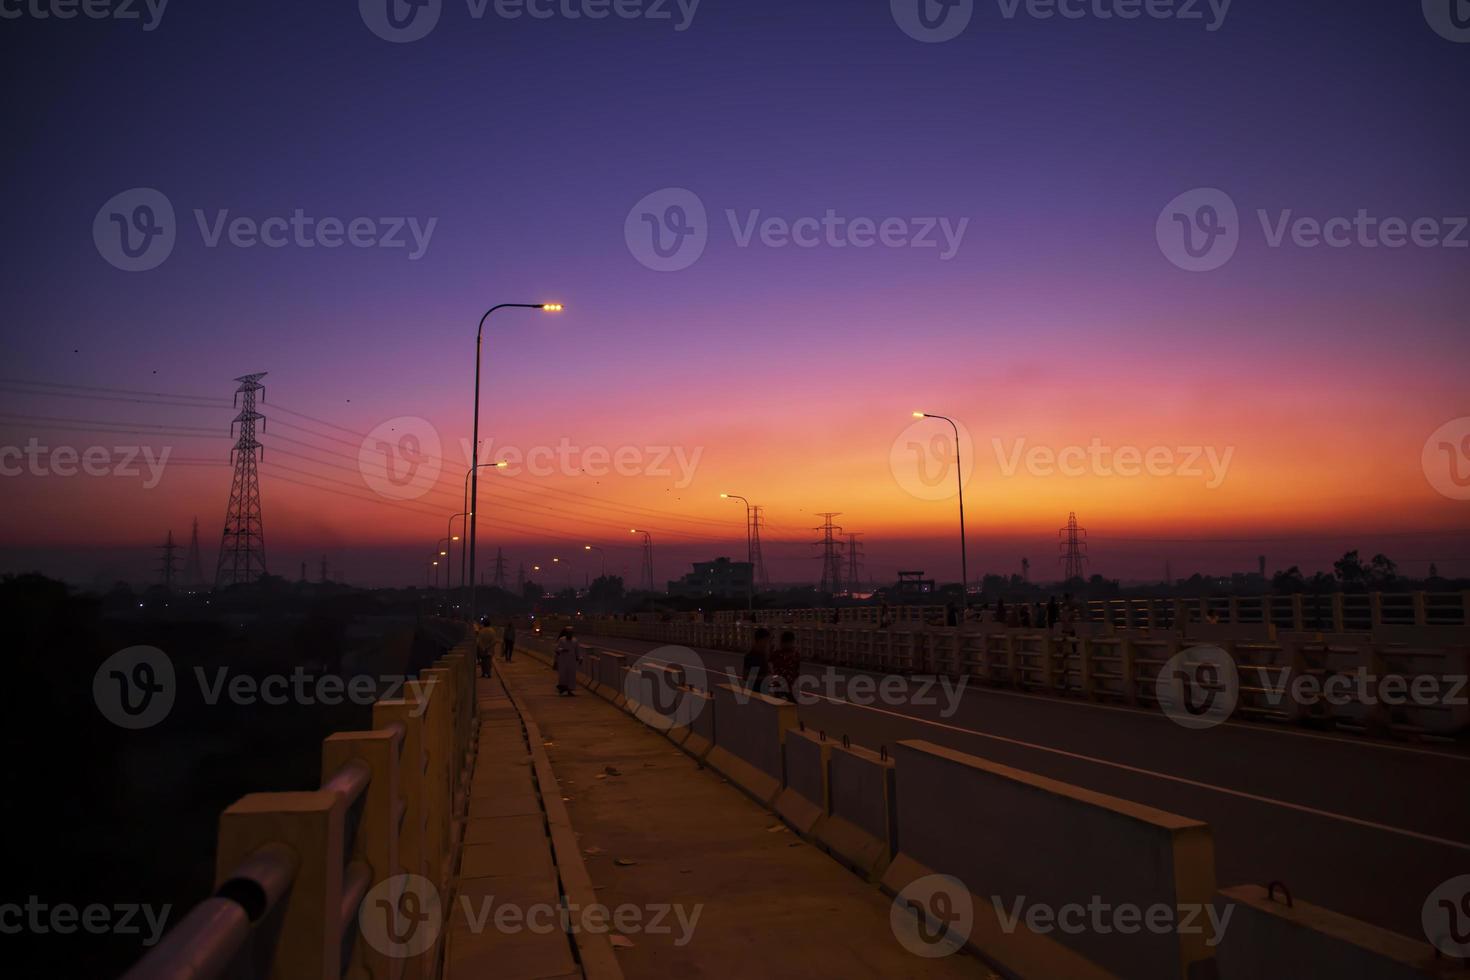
[578,633,1470,940]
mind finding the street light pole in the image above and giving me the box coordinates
[630,529,654,593]
[462,462,506,601]
[720,493,753,611]
[469,302,562,627]
[447,515,466,605]
[584,545,605,578]
[914,412,968,599]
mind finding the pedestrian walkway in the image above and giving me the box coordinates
[492,652,989,979]
[444,670,618,979]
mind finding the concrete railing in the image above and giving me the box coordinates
[582,618,1470,737]
[121,621,487,980]
[705,592,1470,631]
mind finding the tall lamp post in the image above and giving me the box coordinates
[719,493,753,611]
[469,302,563,626]
[461,461,507,601]
[913,412,968,599]
[584,545,605,578]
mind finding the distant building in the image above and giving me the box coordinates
[894,570,936,596]
[668,557,754,599]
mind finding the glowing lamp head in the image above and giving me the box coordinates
[542,303,564,312]
[912,411,926,419]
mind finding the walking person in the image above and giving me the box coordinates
[476,626,493,678]
[502,619,517,662]
[553,627,580,696]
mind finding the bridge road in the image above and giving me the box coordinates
[579,633,1470,940]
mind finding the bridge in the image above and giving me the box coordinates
[115,608,1469,979]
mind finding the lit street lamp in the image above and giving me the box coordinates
[913,411,968,598]
[584,544,605,578]
[469,303,563,626]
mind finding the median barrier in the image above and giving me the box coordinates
[672,687,715,761]
[882,739,1217,980]
[775,727,829,836]
[1214,884,1459,980]
[595,651,628,707]
[817,740,897,881]
[630,662,687,731]
[705,684,796,806]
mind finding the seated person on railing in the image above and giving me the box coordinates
[742,628,771,692]
[769,631,800,700]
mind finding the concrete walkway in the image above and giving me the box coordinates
[444,671,584,979]
[494,652,990,979]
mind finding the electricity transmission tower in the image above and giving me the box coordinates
[750,506,769,588]
[814,513,844,594]
[492,547,508,588]
[215,373,268,590]
[157,530,179,592]
[182,517,204,591]
[1058,511,1088,583]
[845,531,864,594]
[1021,557,1030,583]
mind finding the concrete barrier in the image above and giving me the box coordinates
[883,739,1217,980]
[775,728,829,836]
[1215,884,1460,979]
[706,684,796,806]
[630,663,687,731]
[581,650,601,694]
[672,687,714,761]
[595,652,627,707]
[817,741,897,880]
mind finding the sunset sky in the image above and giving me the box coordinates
[2,0,1466,587]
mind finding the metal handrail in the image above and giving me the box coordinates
[123,843,297,980]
